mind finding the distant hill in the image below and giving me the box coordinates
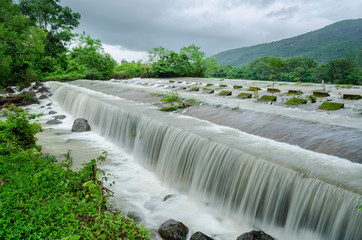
[214,19,362,67]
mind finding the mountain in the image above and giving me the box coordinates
[213,19,362,67]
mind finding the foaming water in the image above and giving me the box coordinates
[45,81,362,240]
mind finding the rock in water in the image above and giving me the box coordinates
[190,231,213,240]
[236,230,274,240]
[158,219,189,240]
[71,118,91,132]
[46,119,61,125]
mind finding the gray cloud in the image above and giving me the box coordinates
[61,0,362,56]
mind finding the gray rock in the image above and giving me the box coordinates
[190,231,213,240]
[236,230,274,240]
[71,118,91,132]
[49,111,57,115]
[54,115,66,120]
[39,95,48,99]
[164,194,175,201]
[158,219,189,240]
[46,119,62,125]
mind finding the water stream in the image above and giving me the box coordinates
[32,81,362,240]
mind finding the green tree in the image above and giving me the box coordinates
[68,33,116,79]
[326,58,357,84]
[0,0,47,86]
[18,0,80,57]
[180,44,206,77]
[247,56,273,80]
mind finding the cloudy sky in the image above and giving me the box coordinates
[62,0,361,62]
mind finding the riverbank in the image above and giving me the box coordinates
[0,106,151,239]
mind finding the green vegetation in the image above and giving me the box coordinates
[248,87,261,91]
[286,97,308,106]
[319,102,344,110]
[307,95,317,103]
[214,19,362,66]
[343,94,362,100]
[0,106,151,239]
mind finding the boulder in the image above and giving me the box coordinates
[46,119,62,125]
[158,219,189,240]
[54,115,66,120]
[164,194,175,201]
[190,231,213,240]
[37,86,50,93]
[236,230,274,240]
[49,111,57,115]
[39,95,48,99]
[71,118,91,132]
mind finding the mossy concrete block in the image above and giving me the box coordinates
[219,84,228,88]
[187,87,199,92]
[267,88,281,93]
[343,94,361,100]
[233,85,243,89]
[202,89,214,94]
[206,83,214,87]
[313,91,330,97]
[218,91,232,96]
[286,97,307,105]
[248,87,261,91]
[319,102,344,111]
[236,93,252,99]
[288,90,303,95]
[260,95,277,102]
[169,80,175,83]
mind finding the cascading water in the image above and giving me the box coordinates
[47,81,362,240]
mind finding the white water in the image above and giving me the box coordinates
[36,81,361,240]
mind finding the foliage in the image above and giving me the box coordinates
[0,106,151,239]
[0,105,43,151]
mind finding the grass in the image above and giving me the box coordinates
[0,106,151,239]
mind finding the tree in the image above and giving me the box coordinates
[0,0,47,86]
[326,58,357,84]
[68,33,116,79]
[180,44,206,77]
[19,0,80,57]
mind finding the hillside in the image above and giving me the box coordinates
[214,19,362,67]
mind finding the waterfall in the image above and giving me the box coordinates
[48,82,362,240]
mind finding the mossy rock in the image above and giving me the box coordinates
[286,97,307,105]
[176,87,186,90]
[267,88,281,93]
[169,80,175,83]
[236,93,252,99]
[288,90,303,95]
[319,102,344,111]
[307,95,316,103]
[219,84,228,88]
[187,87,199,92]
[218,91,232,96]
[233,85,242,89]
[313,91,330,97]
[248,87,261,91]
[206,83,214,87]
[260,95,277,102]
[343,94,361,100]
[202,89,214,94]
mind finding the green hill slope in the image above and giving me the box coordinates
[214,19,362,67]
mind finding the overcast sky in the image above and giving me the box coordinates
[62,0,362,62]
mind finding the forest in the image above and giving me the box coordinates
[1,0,361,88]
